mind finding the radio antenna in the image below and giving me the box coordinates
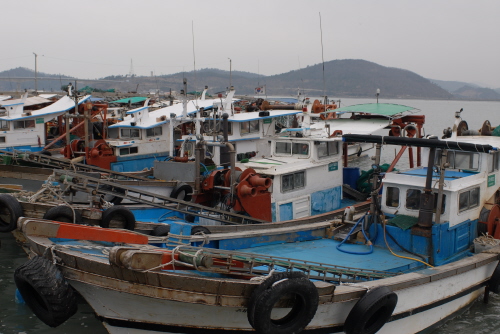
[319,12,326,102]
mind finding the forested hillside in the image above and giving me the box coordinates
[0,59,496,100]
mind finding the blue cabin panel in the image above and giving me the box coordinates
[311,186,342,216]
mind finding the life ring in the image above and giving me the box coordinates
[14,256,77,327]
[488,262,500,294]
[170,183,193,202]
[43,205,83,224]
[100,205,136,230]
[0,194,23,232]
[247,272,319,334]
[344,286,398,334]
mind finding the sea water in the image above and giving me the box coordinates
[1,97,500,333]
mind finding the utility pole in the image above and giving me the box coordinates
[33,52,38,94]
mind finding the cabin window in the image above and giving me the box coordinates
[406,188,446,213]
[119,146,138,156]
[276,141,309,156]
[276,142,291,154]
[120,128,141,139]
[386,187,400,207]
[0,137,5,143]
[406,189,421,210]
[489,152,500,173]
[108,128,119,139]
[281,171,305,192]
[435,150,479,171]
[13,120,35,129]
[318,141,339,158]
[459,187,480,212]
[146,126,162,137]
[240,120,259,134]
[182,142,194,156]
[0,120,8,129]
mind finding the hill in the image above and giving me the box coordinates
[0,60,492,100]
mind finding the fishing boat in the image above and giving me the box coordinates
[194,102,424,222]
[14,110,500,334]
[0,93,91,153]
[103,86,304,172]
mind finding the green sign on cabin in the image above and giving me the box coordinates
[328,162,338,172]
[263,118,272,124]
[488,174,496,187]
[36,118,44,124]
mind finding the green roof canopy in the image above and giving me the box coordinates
[110,97,148,104]
[333,103,418,116]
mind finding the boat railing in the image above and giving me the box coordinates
[51,169,267,226]
[165,245,398,284]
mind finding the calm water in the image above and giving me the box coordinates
[1,98,500,333]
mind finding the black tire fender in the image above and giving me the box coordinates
[488,262,500,294]
[344,286,398,334]
[14,256,77,327]
[170,182,193,202]
[247,272,318,334]
[0,194,23,232]
[43,205,83,224]
[190,225,211,235]
[102,185,124,205]
[152,224,170,236]
[100,205,135,230]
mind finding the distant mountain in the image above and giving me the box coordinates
[262,59,453,99]
[0,67,75,93]
[0,61,497,100]
[429,79,481,92]
[452,85,500,100]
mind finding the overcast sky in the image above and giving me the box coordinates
[2,0,499,88]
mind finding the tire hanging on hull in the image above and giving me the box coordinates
[344,286,398,334]
[247,271,319,334]
[14,256,77,327]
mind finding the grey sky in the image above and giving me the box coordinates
[3,0,499,87]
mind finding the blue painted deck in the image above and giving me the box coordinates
[237,238,421,273]
[400,167,476,180]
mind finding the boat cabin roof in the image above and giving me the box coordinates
[332,103,419,118]
[0,95,91,121]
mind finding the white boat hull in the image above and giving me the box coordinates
[64,258,497,334]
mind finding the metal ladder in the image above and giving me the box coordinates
[169,246,397,283]
[0,149,152,182]
[52,169,267,225]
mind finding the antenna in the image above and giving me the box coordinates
[129,59,134,77]
[319,12,326,100]
[192,20,197,94]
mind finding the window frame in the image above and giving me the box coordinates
[317,141,339,158]
[281,170,306,193]
[119,146,139,156]
[240,120,260,135]
[146,126,162,137]
[120,128,141,139]
[13,120,35,129]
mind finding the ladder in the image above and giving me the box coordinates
[0,149,152,182]
[169,246,397,283]
[52,169,267,225]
